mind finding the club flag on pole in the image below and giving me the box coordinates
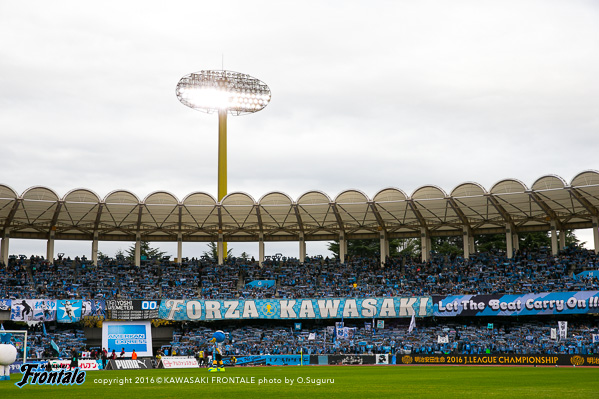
[42,322,47,336]
[408,314,416,333]
[558,321,567,340]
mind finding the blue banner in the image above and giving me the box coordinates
[81,299,106,318]
[102,321,153,357]
[0,299,10,312]
[10,299,56,321]
[159,297,432,321]
[8,361,47,374]
[266,355,309,366]
[575,270,599,280]
[56,300,83,323]
[10,291,598,321]
[433,291,599,317]
[245,280,276,289]
[224,355,309,366]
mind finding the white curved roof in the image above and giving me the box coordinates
[1,170,598,243]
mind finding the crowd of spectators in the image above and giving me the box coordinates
[169,319,599,357]
[7,318,598,360]
[1,246,598,300]
[3,245,598,361]
[10,323,87,360]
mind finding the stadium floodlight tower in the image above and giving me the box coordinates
[176,70,271,261]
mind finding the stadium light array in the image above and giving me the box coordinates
[176,70,271,261]
[176,70,271,115]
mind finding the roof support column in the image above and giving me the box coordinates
[339,233,347,264]
[462,226,472,259]
[258,233,265,267]
[299,233,306,264]
[379,229,388,268]
[550,221,558,256]
[513,231,519,252]
[559,230,566,252]
[177,233,183,264]
[217,234,224,265]
[593,216,599,255]
[506,224,514,259]
[0,228,10,266]
[46,230,55,264]
[135,233,141,267]
[427,235,432,260]
[420,228,430,262]
[385,237,390,263]
[91,232,98,266]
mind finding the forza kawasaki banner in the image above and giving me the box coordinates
[158,297,432,321]
[433,291,599,317]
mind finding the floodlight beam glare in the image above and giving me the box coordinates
[176,70,271,115]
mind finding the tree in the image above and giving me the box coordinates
[518,230,580,250]
[475,230,580,252]
[126,241,166,261]
[475,234,506,252]
[563,230,581,247]
[396,238,421,258]
[327,238,417,259]
[431,236,463,256]
[203,242,233,262]
[518,232,551,250]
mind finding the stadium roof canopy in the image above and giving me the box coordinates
[1,170,598,243]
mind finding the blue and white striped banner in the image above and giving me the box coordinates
[433,291,599,316]
[158,296,432,321]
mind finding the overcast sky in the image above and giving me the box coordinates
[1,0,598,258]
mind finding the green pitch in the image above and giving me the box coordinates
[2,366,598,399]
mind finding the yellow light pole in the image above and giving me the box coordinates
[176,70,271,263]
[218,108,227,202]
[218,108,227,257]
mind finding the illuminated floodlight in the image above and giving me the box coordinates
[176,70,271,116]
[176,69,271,262]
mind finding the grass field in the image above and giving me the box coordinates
[2,365,598,399]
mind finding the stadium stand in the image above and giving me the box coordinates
[169,319,599,357]
[2,247,598,361]
[12,319,599,361]
[1,247,597,300]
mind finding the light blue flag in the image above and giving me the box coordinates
[245,280,276,288]
[0,324,11,344]
[51,340,60,354]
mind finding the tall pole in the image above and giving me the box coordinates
[218,109,227,259]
